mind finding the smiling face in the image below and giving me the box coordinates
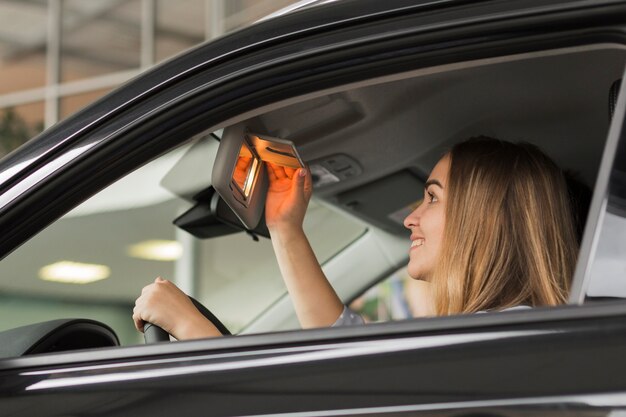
[403,154,450,281]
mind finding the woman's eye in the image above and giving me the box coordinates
[427,191,438,203]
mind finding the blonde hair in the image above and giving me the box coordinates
[432,137,578,315]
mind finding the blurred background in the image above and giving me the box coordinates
[0,0,301,155]
[0,0,334,345]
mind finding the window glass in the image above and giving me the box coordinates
[584,121,626,301]
[586,211,626,299]
[0,134,366,344]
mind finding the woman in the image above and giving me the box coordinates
[132,137,578,338]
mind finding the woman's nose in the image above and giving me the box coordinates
[403,204,422,229]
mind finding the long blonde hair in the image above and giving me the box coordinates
[432,137,578,315]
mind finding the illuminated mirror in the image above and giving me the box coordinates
[212,125,304,230]
[232,141,259,200]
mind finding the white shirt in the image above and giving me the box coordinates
[331,304,532,327]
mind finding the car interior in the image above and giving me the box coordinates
[0,43,624,356]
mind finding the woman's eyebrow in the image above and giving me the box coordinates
[425,179,443,189]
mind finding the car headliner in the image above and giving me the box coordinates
[213,45,624,236]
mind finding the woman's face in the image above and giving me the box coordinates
[403,155,450,281]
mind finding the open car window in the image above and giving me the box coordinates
[0,135,366,345]
[0,42,625,353]
[348,266,428,323]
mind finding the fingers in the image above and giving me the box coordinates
[268,163,298,181]
[134,277,171,333]
[274,165,287,179]
[267,163,287,182]
[291,167,312,200]
[267,163,277,181]
[132,305,145,332]
[236,156,251,170]
[292,167,305,186]
[284,167,296,178]
[302,166,313,197]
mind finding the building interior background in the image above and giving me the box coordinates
[0,0,308,344]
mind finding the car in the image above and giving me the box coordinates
[1,0,626,415]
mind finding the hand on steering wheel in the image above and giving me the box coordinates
[133,277,230,342]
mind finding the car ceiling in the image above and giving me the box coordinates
[253,45,626,195]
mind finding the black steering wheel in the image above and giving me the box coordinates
[144,296,231,343]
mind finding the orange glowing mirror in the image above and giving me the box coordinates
[232,141,259,199]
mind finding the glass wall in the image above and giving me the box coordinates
[0,0,299,157]
[0,1,47,95]
[155,0,205,62]
[61,0,143,82]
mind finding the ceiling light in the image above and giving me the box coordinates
[127,240,183,261]
[39,261,110,284]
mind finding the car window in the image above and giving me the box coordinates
[348,266,433,323]
[245,46,626,325]
[1,45,624,352]
[0,134,366,345]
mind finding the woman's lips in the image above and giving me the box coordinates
[410,238,425,251]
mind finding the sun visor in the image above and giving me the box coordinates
[336,170,425,235]
[212,124,304,229]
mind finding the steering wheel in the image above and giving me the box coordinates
[144,296,231,343]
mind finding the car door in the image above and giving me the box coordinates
[2,1,626,417]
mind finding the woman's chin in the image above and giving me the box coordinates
[407,265,431,281]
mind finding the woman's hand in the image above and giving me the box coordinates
[264,163,312,233]
[133,277,221,340]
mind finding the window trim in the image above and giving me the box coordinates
[3,299,626,372]
[568,65,626,304]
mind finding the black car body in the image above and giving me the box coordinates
[1,0,626,416]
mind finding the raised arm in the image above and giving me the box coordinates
[265,163,344,328]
